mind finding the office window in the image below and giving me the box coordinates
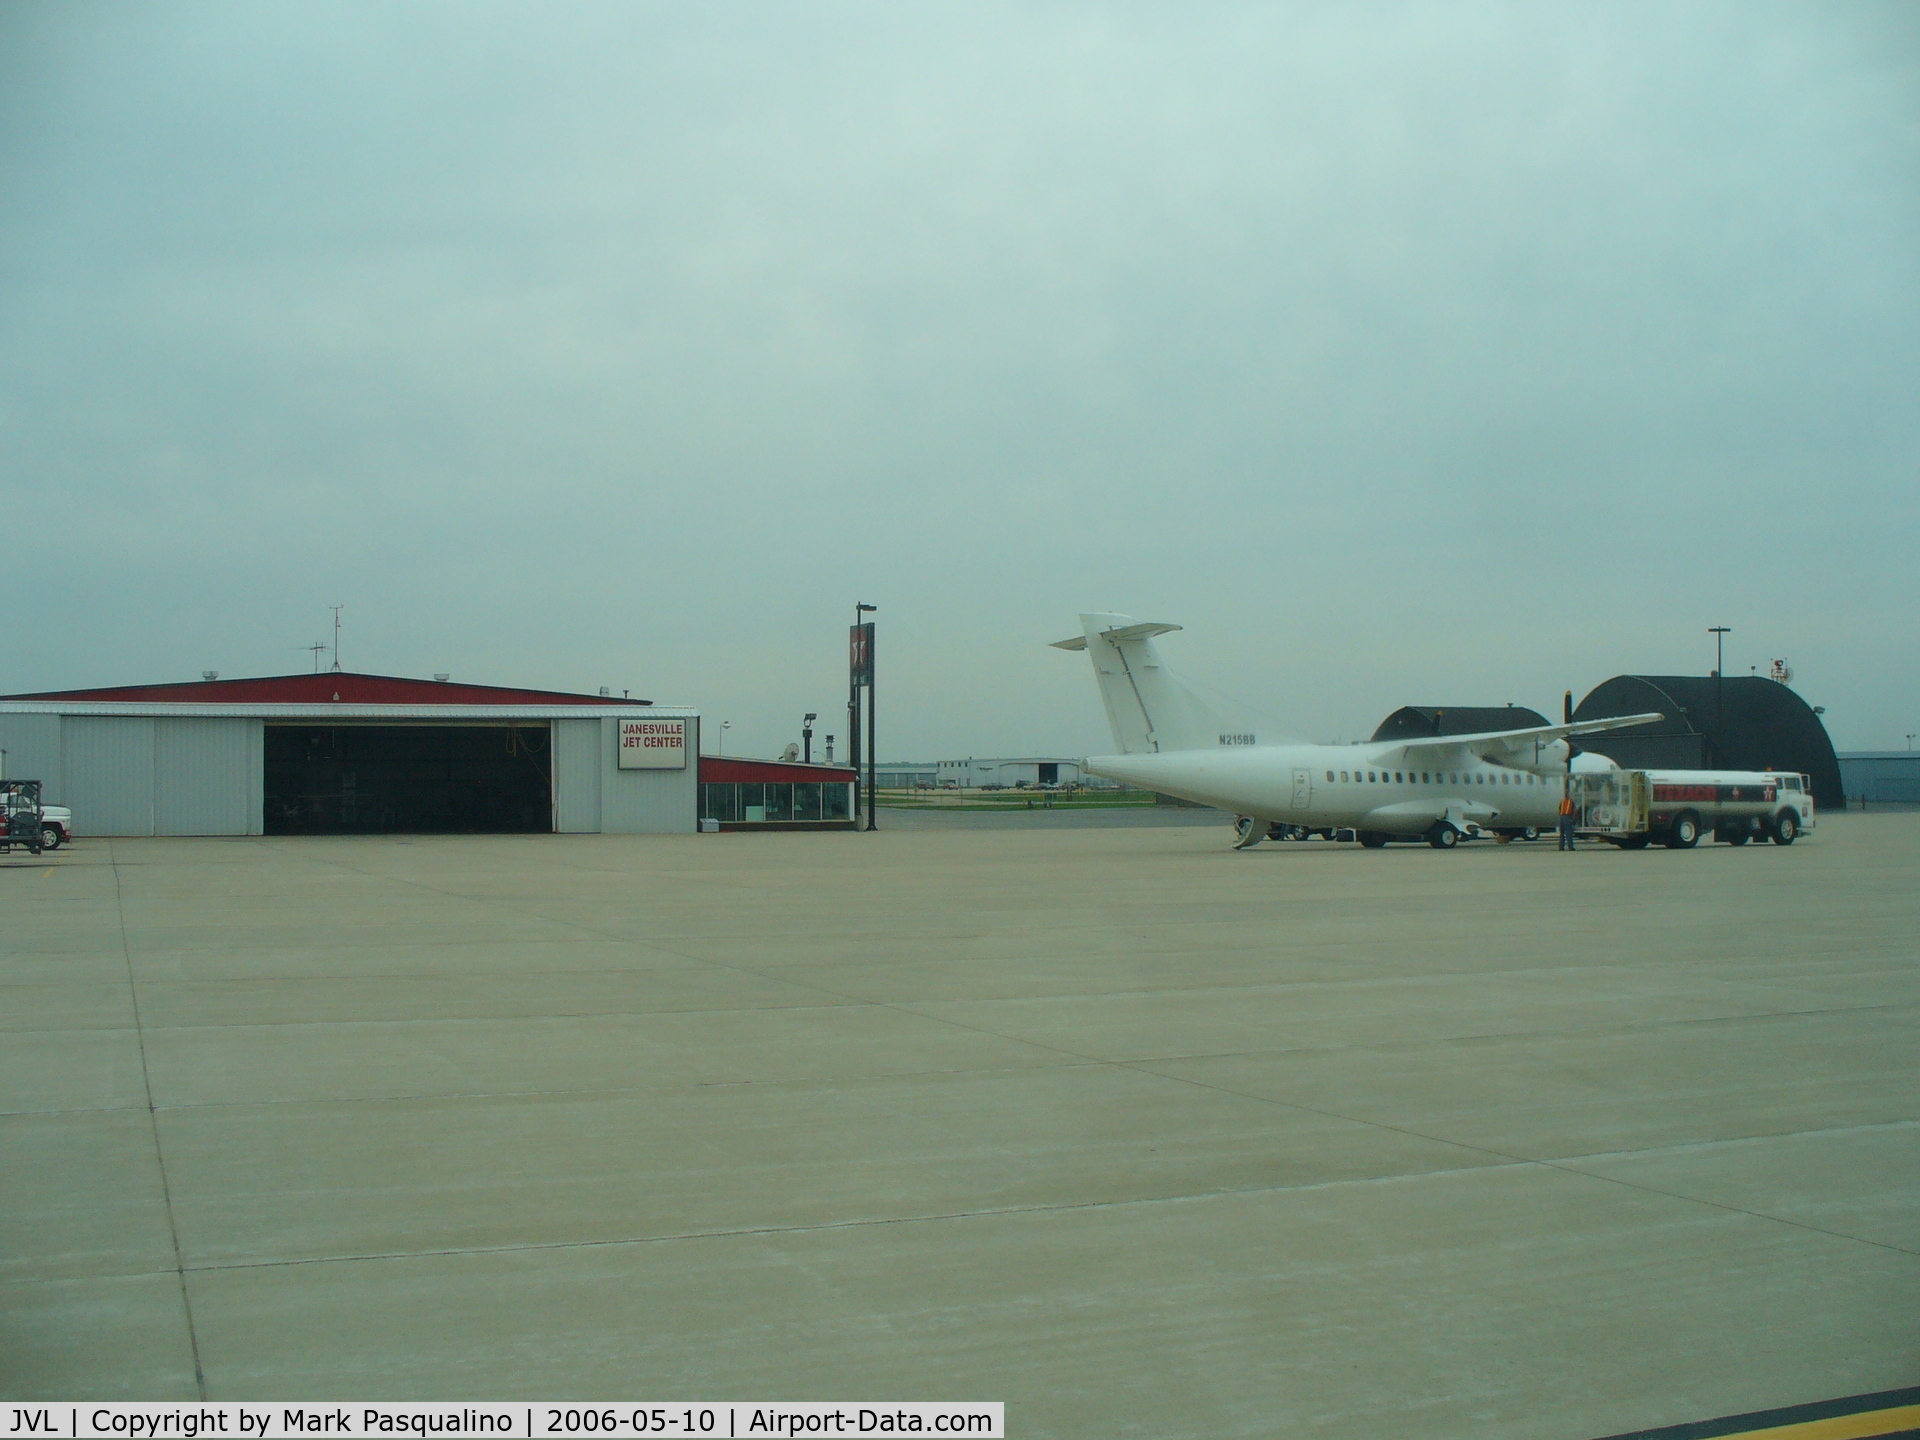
[794,783,823,821]
[824,783,851,820]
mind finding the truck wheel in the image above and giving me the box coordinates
[1772,811,1798,845]
[1358,831,1388,849]
[39,825,62,851]
[1426,823,1458,849]
[1665,812,1700,849]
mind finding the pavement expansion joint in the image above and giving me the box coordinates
[108,840,210,1401]
[1541,1117,1920,1168]
[174,1156,1540,1276]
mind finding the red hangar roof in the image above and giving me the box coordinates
[2,673,650,706]
[700,756,856,784]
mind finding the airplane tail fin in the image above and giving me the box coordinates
[1051,613,1245,754]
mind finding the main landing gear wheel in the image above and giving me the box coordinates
[1665,812,1700,849]
[1520,826,1540,842]
[1233,816,1264,850]
[1358,830,1388,849]
[1772,811,1799,845]
[1426,823,1459,849]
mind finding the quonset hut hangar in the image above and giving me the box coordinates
[1371,706,1551,741]
[1368,683,1843,813]
[1571,675,1843,810]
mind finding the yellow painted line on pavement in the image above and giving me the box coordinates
[1702,1405,1920,1440]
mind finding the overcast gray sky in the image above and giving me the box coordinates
[4,2,1916,758]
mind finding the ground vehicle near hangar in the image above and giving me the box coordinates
[38,801,71,849]
[1573,768,1814,849]
[1,779,46,856]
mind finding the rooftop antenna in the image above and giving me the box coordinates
[329,605,343,672]
[306,642,327,673]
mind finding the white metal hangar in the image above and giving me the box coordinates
[0,672,699,836]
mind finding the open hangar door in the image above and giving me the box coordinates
[264,724,552,834]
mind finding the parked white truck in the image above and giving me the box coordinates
[1573,766,1814,849]
[39,802,71,849]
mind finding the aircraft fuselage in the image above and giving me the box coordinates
[1089,742,1565,836]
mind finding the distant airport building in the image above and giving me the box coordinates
[877,757,1086,788]
[873,763,940,789]
[1572,675,1843,810]
[0,671,854,836]
[1836,752,1920,805]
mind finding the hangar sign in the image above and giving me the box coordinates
[618,718,686,769]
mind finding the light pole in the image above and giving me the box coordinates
[802,713,816,765]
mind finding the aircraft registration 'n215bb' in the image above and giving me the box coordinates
[1053,614,1663,850]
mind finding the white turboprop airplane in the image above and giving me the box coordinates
[1053,613,1664,849]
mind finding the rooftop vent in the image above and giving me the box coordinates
[434,673,450,682]
[599,687,611,697]
[202,671,219,681]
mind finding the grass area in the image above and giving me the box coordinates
[876,787,1161,811]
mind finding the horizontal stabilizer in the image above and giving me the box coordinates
[1051,622,1180,651]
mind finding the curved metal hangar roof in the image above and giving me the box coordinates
[1573,674,1842,810]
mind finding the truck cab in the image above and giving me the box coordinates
[1763,772,1816,840]
[39,803,71,849]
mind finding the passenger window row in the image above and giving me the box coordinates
[1318,768,1540,786]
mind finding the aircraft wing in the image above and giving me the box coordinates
[1395,711,1665,764]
